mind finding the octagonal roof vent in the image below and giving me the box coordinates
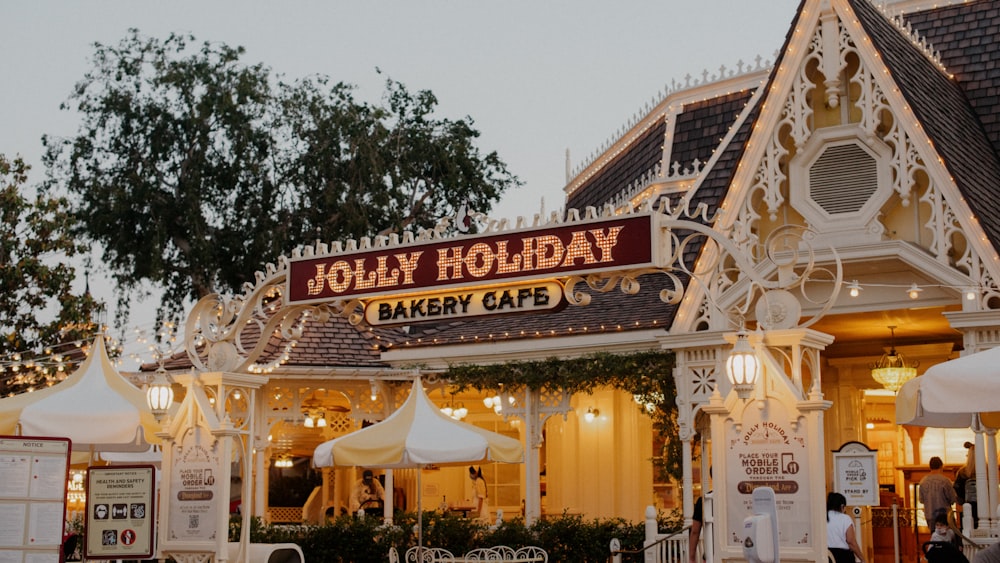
[809,144,878,215]
[789,125,892,244]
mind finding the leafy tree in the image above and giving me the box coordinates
[277,75,516,241]
[43,30,520,321]
[0,154,103,396]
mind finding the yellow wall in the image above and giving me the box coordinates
[544,388,654,520]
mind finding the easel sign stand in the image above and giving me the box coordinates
[832,441,878,557]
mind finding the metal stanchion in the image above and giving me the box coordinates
[892,502,900,563]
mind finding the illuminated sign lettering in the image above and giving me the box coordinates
[287,214,655,304]
[364,281,564,326]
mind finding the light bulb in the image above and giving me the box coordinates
[907,283,922,299]
[848,280,861,297]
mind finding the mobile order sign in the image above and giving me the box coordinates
[86,465,156,560]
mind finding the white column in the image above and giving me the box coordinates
[523,389,541,524]
[682,439,693,524]
[973,426,987,528]
[985,427,999,529]
[384,470,394,524]
[155,428,174,561]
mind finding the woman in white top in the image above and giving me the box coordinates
[827,492,865,563]
[469,466,489,520]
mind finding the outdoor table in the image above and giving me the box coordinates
[445,504,477,518]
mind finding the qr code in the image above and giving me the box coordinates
[188,514,199,529]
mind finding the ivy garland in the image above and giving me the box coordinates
[443,349,683,482]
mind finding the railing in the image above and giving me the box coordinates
[609,528,689,563]
[612,501,997,563]
[872,502,993,563]
[610,504,693,563]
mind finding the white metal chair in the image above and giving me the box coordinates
[405,546,454,562]
[492,545,516,559]
[389,546,400,563]
[514,546,547,562]
[463,547,500,561]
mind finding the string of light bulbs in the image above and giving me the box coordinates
[841,280,984,301]
[0,319,184,397]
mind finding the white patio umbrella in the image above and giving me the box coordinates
[0,335,161,455]
[896,349,1000,529]
[895,377,980,428]
[313,378,523,553]
[919,346,1000,421]
[896,348,1000,428]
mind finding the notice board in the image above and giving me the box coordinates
[85,465,155,560]
[0,435,71,563]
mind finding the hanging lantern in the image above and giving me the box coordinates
[726,330,760,400]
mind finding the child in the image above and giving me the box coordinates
[930,513,955,544]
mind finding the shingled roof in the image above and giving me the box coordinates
[566,118,666,212]
[852,0,1000,250]
[149,312,405,371]
[565,90,757,213]
[905,0,1000,157]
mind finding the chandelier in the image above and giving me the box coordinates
[303,410,327,428]
[441,394,467,420]
[870,326,918,392]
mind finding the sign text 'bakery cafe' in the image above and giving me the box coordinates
[287,213,657,323]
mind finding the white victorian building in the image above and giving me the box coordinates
[152,1,1000,562]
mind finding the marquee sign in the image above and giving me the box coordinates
[287,213,657,305]
[364,281,564,326]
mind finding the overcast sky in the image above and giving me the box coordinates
[1,1,799,361]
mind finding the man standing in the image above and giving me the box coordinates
[919,457,958,526]
[350,469,385,514]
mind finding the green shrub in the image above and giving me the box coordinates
[229,509,679,562]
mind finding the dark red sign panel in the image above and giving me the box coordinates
[287,213,655,304]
